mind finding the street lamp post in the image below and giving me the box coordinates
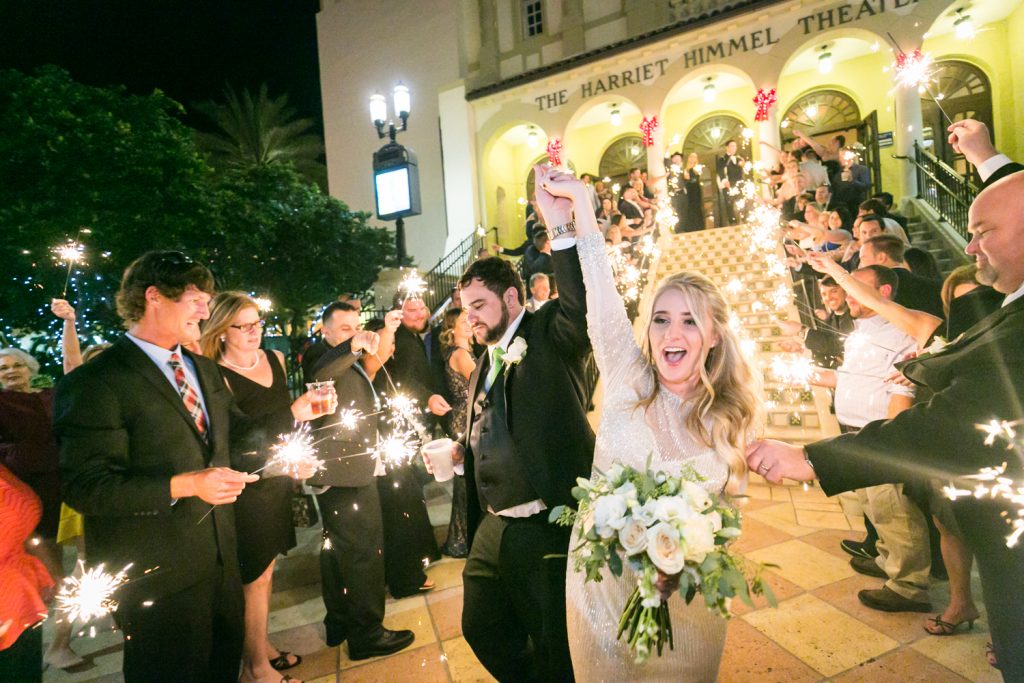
[370,83,420,264]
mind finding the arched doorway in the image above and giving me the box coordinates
[598,135,647,191]
[683,115,746,228]
[921,60,993,183]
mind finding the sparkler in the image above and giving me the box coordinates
[337,408,365,431]
[887,35,953,126]
[53,235,87,298]
[252,296,273,312]
[55,561,132,623]
[769,355,817,388]
[262,423,324,478]
[375,430,419,468]
[397,270,428,302]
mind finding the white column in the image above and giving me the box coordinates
[757,106,781,170]
[893,85,924,199]
[646,122,667,197]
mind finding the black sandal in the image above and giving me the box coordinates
[269,652,302,671]
[923,614,976,636]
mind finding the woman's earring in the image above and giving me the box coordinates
[220,335,226,342]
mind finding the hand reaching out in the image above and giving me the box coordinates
[51,298,76,321]
[532,164,579,237]
[383,310,402,333]
[351,330,380,356]
[947,119,998,167]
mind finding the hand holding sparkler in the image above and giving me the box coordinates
[947,119,999,168]
[50,298,76,321]
[351,330,380,356]
[383,309,403,333]
[428,394,452,416]
[170,467,259,505]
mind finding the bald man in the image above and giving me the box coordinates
[748,173,1024,679]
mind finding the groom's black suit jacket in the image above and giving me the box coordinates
[461,245,595,542]
[55,335,286,604]
[983,160,1024,189]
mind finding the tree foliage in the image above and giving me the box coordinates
[194,84,326,188]
[0,68,391,374]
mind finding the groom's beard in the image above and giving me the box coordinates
[479,301,511,345]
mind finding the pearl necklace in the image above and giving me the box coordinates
[222,351,260,372]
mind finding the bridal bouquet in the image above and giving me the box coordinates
[550,459,775,663]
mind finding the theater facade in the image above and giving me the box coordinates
[317,0,1024,263]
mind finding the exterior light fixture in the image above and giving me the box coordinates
[817,46,834,75]
[610,105,622,127]
[710,126,722,140]
[369,82,411,141]
[702,77,717,103]
[527,126,539,148]
[369,93,387,126]
[953,8,976,40]
[805,102,819,118]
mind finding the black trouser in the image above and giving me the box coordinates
[116,562,243,683]
[0,624,42,683]
[317,484,386,643]
[462,512,574,683]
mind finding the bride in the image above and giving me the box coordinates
[535,167,763,681]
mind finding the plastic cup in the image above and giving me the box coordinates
[306,380,335,416]
[422,438,455,482]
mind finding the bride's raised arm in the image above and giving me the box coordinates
[535,166,645,388]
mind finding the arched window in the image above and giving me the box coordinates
[598,135,647,189]
[781,89,861,142]
[683,115,747,228]
[921,60,993,181]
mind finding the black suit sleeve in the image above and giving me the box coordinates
[502,238,532,257]
[983,161,1024,189]
[311,339,359,379]
[545,245,590,359]
[806,356,1024,495]
[57,370,175,516]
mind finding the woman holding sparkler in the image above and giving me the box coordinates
[536,167,763,680]
[199,292,305,681]
[438,307,474,558]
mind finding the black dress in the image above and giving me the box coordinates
[441,351,469,558]
[220,351,297,584]
[682,168,704,232]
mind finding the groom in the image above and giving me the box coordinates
[440,166,595,682]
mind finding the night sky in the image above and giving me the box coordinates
[0,0,323,130]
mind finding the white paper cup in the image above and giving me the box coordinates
[423,438,455,482]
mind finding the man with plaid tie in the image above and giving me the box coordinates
[56,251,329,683]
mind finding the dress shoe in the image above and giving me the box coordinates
[850,556,887,579]
[347,628,415,660]
[325,623,347,648]
[858,586,932,613]
[841,538,878,559]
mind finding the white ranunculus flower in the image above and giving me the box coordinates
[618,516,649,555]
[682,481,713,512]
[646,521,686,574]
[593,494,629,538]
[655,495,692,524]
[614,481,639,508]
[680,515,716,563]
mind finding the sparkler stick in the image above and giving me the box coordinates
[53,228,89,297]
[886,33,953,126]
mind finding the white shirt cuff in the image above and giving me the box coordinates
[977,154,1012,182]
[453,463,465,476]
[550,237,577,250]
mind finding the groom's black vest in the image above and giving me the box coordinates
[469,367,539,513]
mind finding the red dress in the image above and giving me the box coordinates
[0,389,61,538]
[0,464,53,650]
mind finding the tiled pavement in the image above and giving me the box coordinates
[44,477,999,683]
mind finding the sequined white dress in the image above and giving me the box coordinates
[567,232,729,682]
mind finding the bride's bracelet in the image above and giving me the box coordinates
[548,219,576,239]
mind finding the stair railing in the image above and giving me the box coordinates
[896,143,978,242]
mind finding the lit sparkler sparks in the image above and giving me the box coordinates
[53,241,86,265]
[265,424,324,478]
[252,296,273,312]
[892,48,934,90]
[769,283,793,310]
[769,355,817,388]
[375,430,419,468]
[56,562,132,623]
[398,270,428,302]
[337,408,365,431]
[724,278,744,298]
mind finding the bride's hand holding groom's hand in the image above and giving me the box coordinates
[746,439,817,485]
[532,164,599,239]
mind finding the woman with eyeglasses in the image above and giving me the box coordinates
[200,292,305,682]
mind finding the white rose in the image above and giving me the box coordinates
[504,337,528,364]
[655,495,692,524]
[632,499,658,526]
[705,510,723,533]
[593,494,628,538]
[682,481,713,512]
[618,517,648,555]
[646,522,686,575]
[680,515,716,563]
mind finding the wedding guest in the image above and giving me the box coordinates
[904,247,942,281]
[858,199,910,244]
[596,197,615,230]
[423,165,595,682]
[872,192,909,231]
[538,168,762,679]
[438,307,474,558]
[748,172,1024,679]
[946,118,1023,189]
[717,139,744,225]
[522,231,554,296]
[199,292,302,681]
[527,273,552,312]
[56,250,327,683]
[681,152,705,232]
[799,149,830,190]
[617,187,645,228]
[859,234,944,318]
[0,463,54,683]
[307,303,416,658]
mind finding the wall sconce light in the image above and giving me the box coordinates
[817,46,834,75]
[702,77,717,103]
[610,105,622,127]
[953,8,976,40]
[527,126,539,148]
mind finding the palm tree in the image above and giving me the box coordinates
[194,84,326,187]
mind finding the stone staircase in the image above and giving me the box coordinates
[640,225,840,444]
[902,201,970,278]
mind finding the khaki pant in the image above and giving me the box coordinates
[856,484,931,601]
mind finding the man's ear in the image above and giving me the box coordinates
[145,285,162,305]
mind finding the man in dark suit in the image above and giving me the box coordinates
[859,234,944,319]
[748,172,1024,679]
[307,302,415,658]
[55,251,324,683]
[717,139,745,225]
[425,169,594,681]
[382,295,448,422]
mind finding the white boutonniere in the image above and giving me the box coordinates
[503,337,528,376]
[922,332,964,356]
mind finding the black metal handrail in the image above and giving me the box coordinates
[421,227,498,314]
[899,143,978,241]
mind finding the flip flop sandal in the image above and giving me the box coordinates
[269,652,302,671]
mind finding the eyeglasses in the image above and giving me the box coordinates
[230,320,266,333]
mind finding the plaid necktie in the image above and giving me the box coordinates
[484,346,505,392]
[168,353,208,440]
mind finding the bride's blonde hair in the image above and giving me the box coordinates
[636,271,763,495]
